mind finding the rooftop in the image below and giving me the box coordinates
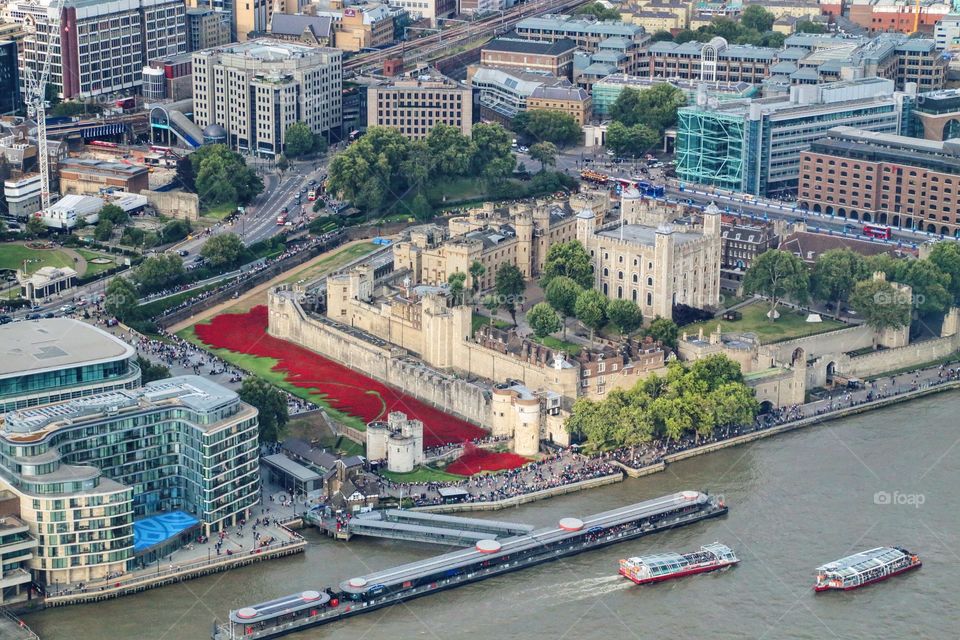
[60,157,148,178]
[0,319,134,379]
[482,34,577,56]
[270,13,333,40]
[597,223,702,246]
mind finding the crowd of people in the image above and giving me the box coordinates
[377,450,621,507]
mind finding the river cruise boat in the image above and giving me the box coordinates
[814,547,921,592]
[619,542,739,585]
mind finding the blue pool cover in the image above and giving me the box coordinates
[133,511,200,553]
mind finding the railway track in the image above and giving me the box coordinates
[344,0,589,73]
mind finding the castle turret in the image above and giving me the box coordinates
[514,210,534,279]
[653,225,675,319]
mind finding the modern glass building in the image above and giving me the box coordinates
[591,74,757,119]
[676,78,905,197]
[0,40,19,115]
[0,376,260,586]
[0,319,140,414]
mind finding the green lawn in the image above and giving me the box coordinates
[0,244,75,273]
[281,242,377,285]
[681,302,846,344]
[177,322,370,432]
[75,248,117,276]
[471,312,511,336]
[379,466,464,483]
[534,335,582,356]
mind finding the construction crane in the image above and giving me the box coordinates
[22,0,67,211]
[913,0,922,34]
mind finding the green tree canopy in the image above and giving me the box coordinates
[132,254,185,293]
[495,264,525,321]
[284,122,318,157]
[427,124,476,177]
[513,110,582,147]
[94,219,114,241]
[544,275,583,338]
[120,226,145,247]
[161,219,191,243]
[527,302,562,338]
[201,233,245,267]
[607,299,642,337]
[541,240,594,289]
[796,20,827,33]
[469,260,486,293]
[927,242,960,306]
[650,30,674,42]
[643,316,679,348]
[740,5,775,32]
[25,217,46,238]
[98,203,129,225]
[471,123,516,182]
[609,84,687,133]
[574,1,621,20]
[891,259,952,315]
[448,271,467,306]
[239,377,289,443]
[529,141,558,172]
[850,279,912,330]
[136,355,171,384]
[810,248,868,317]
[104,276,141,321]
[190,144,264,208]
[743,249,809,321]
[605,120,659,157]
[575,289,608,344]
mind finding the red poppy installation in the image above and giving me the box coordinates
[194,306,495,450]
[444,443,529,476]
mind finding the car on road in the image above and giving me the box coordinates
[281,206,289,214]
[59,305,75,314]
[308,179,317,186]
[26,313,40,320]
[0,315,11,325]
[30,305,41,311]
[43,312,55,319]
[518,146,528,153]
[178,249,189,257]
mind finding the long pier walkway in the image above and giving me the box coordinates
[304,509,533,545]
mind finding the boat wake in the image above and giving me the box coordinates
[519,575,632,603]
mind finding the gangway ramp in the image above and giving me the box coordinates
[378,510,533,537]
[306,509,533,546]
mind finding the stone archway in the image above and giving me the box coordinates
[892,215,900,227]
[813,203,822,213]
[759,400,774,414]
[878,213,888,224]
[862,212,872,222]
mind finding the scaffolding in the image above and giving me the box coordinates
[676,106,747,192]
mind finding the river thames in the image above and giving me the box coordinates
[26,392,960,640]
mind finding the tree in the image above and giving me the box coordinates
[161,219,191,243]
[133,254,185,293]
[545,276,583,339]
[605,121,659,158]
[575,289,608,345]
[276,154,289,173]
[529,141,557,172]
[892,259,952,315]
[743,249,809,321]
[606,299,642,337]
[608,84,686,133]
[448,271,467,306]
[689,353,744,389]
[120,226,145,247]
[643,316,679,349]
[408,193,432,222]
[850,279,912,330]
[796,20,827,33]
[98,203,129,225]
[284,122,317,158]
[201,232,245,267]
[513,110,582,147]
[239,377,289,443]
[810,248,868,318]
[94,218,114,241]
[541,240,594,290]
[574,1,621,20]
[176,156,197,192]
[25,216,46,238]
[710,382,760,431]
[190,144,264,208]
[469,260,486,293]
[327,126,410,212]
[495,264,525,321]
[928,242,960,306]
[471,123,516,182]
[527,302,562,339]
[740,5,775,33]
[400,140,432,195]
[427,124,476,177]
[650,30,674,42]
[136,355,171,384]
[104,276,141,321]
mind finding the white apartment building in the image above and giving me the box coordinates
[192,39,342,155]
[10,0,186,99]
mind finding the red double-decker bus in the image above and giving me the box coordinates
[863,223,891,240]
